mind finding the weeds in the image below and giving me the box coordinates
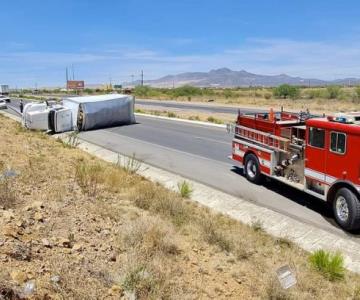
[130,182,190,227]
[188,115,200,121]
[207,116,223,124]
[167,112,177,118]
[309,249,345,281]
[0,179,16,209]
[61,131,80,148]
[135,108,145,113]
[75,160,104,196]
[118,153,142,174]
[199,218,233,252]
[265,277,293,300]
[251,219,264,232]
[122,217,179,257]
[177,180,192,198]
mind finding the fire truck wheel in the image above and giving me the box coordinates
[333,188,360,231]
[244,153,263,184]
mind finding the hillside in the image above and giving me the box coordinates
[128,68,360,88]
[1,113,360,299]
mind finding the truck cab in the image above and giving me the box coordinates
[305,113,360,230]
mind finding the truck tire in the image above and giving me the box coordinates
[333,187,360,231]
[244,153,263,184]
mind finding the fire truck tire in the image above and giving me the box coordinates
[333,187,360,231]
[244,153,263,184]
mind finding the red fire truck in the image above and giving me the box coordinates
[231,109,360,231]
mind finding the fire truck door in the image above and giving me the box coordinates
[305,127,327,184]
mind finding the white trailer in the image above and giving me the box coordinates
[62,94,135,131]
[0,85,9,95]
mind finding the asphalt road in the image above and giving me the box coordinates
[5,98,359,240]
[136,99,266,115]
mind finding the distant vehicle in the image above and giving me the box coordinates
[0,95,10,103]
[0,85,9,95]
[0,99,7,109]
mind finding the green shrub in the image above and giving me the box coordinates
[306,89,323,99]
[223,89,233,99]
[309,249,345,281]
[177,180,192,198]
[171,85,203,98]
[273,84,300,99]
[326,85,341,99]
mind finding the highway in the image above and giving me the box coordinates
[136,99,265,114]
[4,98,359,240]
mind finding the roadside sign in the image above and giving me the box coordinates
[67,80,85,90]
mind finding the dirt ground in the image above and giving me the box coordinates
[1,114,360,299]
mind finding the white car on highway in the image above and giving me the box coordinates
[0,99,7,109]
[0,95,10,102]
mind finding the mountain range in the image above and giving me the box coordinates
[127,68,360,88]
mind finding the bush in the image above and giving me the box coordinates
[177,181,192,198]
[305,89,323,99]
[309,249,345,281]
[264,93,272,100]
[356,86,360,99]
[171,85,203,98]
[133,86,152,97]
[326,85,341,99]
[223,89,233,99]
[273,84,300,99]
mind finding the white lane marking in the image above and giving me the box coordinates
[93,129,233,168]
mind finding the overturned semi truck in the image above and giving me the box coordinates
[23,94,136,133]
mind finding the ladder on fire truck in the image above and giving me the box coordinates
[229,124,290,153]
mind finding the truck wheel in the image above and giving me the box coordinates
[333,187,360,231]
[244,153,263,184]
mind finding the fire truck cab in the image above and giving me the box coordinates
[231,110,360,231]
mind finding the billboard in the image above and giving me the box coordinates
[67,80,85,90]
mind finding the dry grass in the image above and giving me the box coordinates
[1,113,360,299]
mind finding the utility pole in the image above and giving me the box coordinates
[66,67,69,91]
[141,70,144,86]
[72,64,75,80]
[131,75,134,87]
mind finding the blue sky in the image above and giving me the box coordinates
[1,0,360,87]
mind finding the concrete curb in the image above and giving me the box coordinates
[135,113,226,128]
[2,110,360,274]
